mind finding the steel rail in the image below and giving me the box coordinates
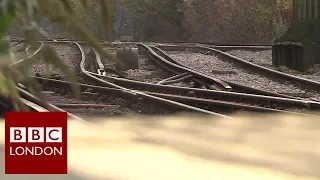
[20,98,49,112]
[157,74,193,85]
[198,45,320,90]
[10,39,319,114]
[82,67,320,110]
[157,72,189,85]
[156,44,320,94]
[53,103,119,109]
[32,76,313,116]
[5,41,84,120]
[8,38,271,53]
[137,43,232,91]
[152,45,301,99]
[75,42,231,118]
[145,92,312,116]
[0,42,50,113]
[150,41,272,46]
[7,37,272,46]
[11,41,24,48]
[9,38,116,47]
[206,46,271,51]
[95,76,320,110]
[85,68,320,111]
[44,46,317,114]
[158,75,193,85]
[90,48,106,76]
[10,42,44,68]
[18,87,84,120]
[152,43,271,51]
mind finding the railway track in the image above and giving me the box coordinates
[8,37,273,52]
[17,42,189,117]
[138,44,232,91]
[6,38,320,117]
[33,75,316,117]
[0,42,49,113]
[200,45,320,91]
[155,44,320,100]
[3,42,83,120]
[225,49,320,84]
[0,92,49,114]
[17,86,83,120]
[108,76,320,110]
[14,41,231,118]
[77,43,230,117]
[86,45,318,116]
[10,42,43,67]
[204,45,271,51]
[143,44,302,99]
[32,78,181,117]
[14,41,317,115]
[154,43,271,51]
[7,37,272,46]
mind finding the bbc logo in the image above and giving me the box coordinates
[10,127,62,143]
[5,112,68,174]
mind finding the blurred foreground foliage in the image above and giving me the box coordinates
[0,0,114,111]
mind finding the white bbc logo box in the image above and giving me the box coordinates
[10,127,62,143]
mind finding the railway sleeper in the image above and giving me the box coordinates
[32,76,318,115]
[107,77,320,111]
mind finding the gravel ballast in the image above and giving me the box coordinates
[16,43,186,116]
[24,43,81,79]
[67,45,178,116]
[226,50,320,82]
[101,47,173,84]
[100,47,195,87]
[166,50,320,100]
[125,53,172,83]
[41,84,176,117]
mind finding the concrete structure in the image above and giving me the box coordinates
[272,0,320,71]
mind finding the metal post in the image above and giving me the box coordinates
[117,8,124,40]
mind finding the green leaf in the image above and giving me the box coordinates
[0,12,15,41]
[0,74,9,96]
[5,70,21,111]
